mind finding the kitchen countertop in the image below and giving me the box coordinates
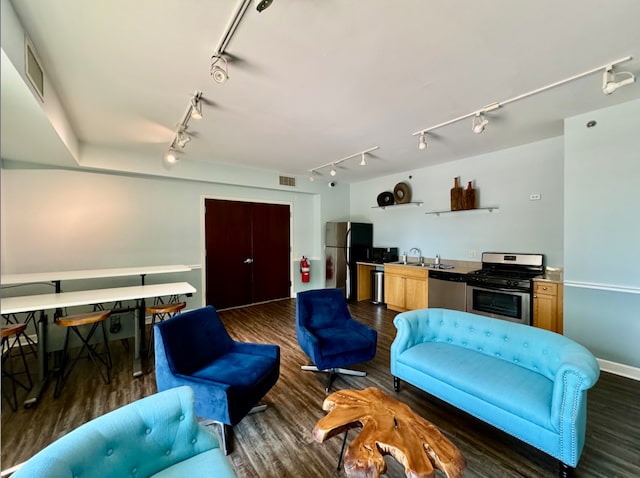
[534,268,563,283]
[359,258,482,275]
[359,260,563,281]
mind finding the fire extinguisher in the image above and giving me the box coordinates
[300,256,311,283]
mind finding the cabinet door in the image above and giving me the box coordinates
[533,293,557,332]
[405,276,427,310]
[385,274,405,309]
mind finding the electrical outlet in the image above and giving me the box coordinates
[529,193,541,201]
[467,250,477,258]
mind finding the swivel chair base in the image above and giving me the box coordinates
[301,365,367,393]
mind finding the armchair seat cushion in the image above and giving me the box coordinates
[315,327,374,359]
[192,352,279,388]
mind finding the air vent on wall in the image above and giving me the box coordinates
[279,176,296,187]
[25,36,44,101]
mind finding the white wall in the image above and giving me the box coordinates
[0,163,350,306]
[563,99,640,372]
[350,137,564,266]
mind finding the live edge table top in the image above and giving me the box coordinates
[313,387,465,478]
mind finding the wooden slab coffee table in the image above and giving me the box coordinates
[313,387,465,478]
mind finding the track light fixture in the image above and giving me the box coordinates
[165,149,179,164]
[175,129,191,148]
[210,54,229,84]
[190,96,203,119]
[164,90,203,163]
[418,132,427,150]
[412,56,635,149]
[602,65,636,95]
[472,113,489,134]
[308,146,379,181]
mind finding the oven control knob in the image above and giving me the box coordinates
[507,280,518,287]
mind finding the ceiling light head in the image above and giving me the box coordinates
[472,113,489,134]
[602,66,636,95]
[175,129,191,148]
[164,149,179,164]
[360,153,367,166]
[210,55,229,84]
[308,170,317,182]
[418,132,427,150]
[190,96,203,119]
[330,164,337,176]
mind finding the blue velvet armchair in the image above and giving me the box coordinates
[296,288,377,392]
[154,306,280,455]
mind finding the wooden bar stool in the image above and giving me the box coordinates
[1,324,33,411]
[54,310,112,398]
[146,301,186,367]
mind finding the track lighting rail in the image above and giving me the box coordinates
[412,55,634,141]
[308,146,379,181]
[164,91,203,163]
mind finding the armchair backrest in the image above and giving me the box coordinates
[296,288,351,331]
[11,387,220,478]
[156,305,233,375]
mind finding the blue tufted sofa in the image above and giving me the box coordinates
[10,386,236,478]
[391,308,600,476]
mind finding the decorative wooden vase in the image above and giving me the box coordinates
[462,181,476,210]
[450,177,463,211]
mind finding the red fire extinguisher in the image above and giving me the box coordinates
[300,256,311,283]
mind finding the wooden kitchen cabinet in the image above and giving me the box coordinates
[384,264,428,312]
[533,281,563,334]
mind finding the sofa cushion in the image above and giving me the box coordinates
[151,448,236,478]
[397,342,553,429]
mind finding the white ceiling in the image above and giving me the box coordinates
[3,0,640,183]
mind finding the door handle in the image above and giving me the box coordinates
[244,258,254,264]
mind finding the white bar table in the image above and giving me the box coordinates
[1,281,196,406]
[1,264,192,291]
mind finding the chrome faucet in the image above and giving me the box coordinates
[409,247,423,264]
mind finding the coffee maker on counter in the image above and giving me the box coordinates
[371,247,399,264]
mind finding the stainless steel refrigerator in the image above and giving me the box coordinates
[325,222,373,300]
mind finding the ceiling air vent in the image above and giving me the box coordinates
[25,36,44,101]
[279,176,296,187]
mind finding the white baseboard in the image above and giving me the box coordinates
[597,358,640,381]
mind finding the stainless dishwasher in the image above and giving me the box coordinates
[428,270,467,311]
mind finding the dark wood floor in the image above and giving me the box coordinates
[2,299,639,477]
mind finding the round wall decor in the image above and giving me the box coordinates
[393,182,411,204]
[376,191,395,207]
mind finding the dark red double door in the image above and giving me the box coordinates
[205,199,291,310]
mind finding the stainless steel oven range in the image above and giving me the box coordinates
[466,252,544,325]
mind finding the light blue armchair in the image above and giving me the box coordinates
[11,386,236,477]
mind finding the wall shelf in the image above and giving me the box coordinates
[372,201,423,210]
[424,206,499,216]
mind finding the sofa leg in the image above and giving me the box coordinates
[393,376,400,392]
[559,462,574,478]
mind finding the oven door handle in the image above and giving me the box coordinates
[469,284,528,294]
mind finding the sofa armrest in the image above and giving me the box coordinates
[391,311,429,360]
[550,342,600,425]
